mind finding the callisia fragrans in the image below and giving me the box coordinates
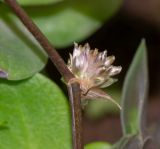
[67,43,122,109]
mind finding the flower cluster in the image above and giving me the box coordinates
[67,43,122,108]
[68,43,122,92]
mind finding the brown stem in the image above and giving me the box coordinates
[4,0,83,149]
[68,83,83,149]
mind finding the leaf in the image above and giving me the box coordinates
[26,0,123,48]
[0,4,47,80]
[85,142,111,149]
[0,73,71,149]
[17,0,63,6]
[121,39,149,137]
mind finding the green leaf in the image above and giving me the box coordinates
[0,73,71,149]
[121,39,149,137]
[26,0,123,48]
[0,4,47,80]
[85,142,111,149]
[17,0,63,6]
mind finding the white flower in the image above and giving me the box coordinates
[67,43,122,109]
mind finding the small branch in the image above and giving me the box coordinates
[68,82,83,149]
[4,0,74,82]
[4,0,83,149]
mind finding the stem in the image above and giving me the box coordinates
[68,83,83,149]
[4,0,83,149]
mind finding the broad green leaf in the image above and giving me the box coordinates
[85,142,111,149]
[26,0,123,48]
[17,0,63,6]
[0,4,47,80]
[0,73,71,149]
[121,40,148,137]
